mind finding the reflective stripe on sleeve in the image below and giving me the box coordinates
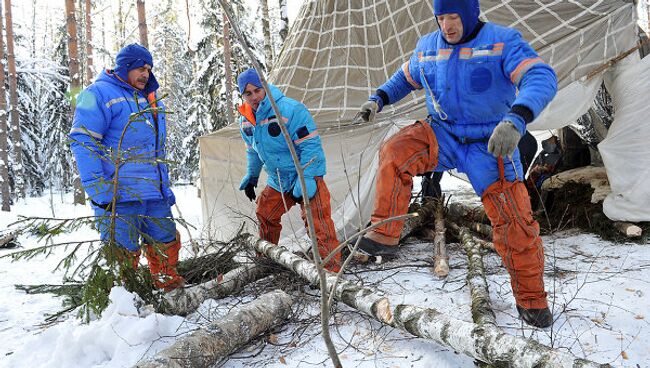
[510,57,544,85]
[402,62,422,89]
[294,130,319,145]
[70,127,103,139]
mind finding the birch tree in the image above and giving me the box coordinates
[65,0,86,204]
[136,0,149,48]
[260,0,273,68]
[0,3,10,212]
[4,0,23,198]
[278,0,288,42]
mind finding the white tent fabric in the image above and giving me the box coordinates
[199,0,644,242]
[599,55,650,222]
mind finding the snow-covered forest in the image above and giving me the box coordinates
[1,1,650,368]
[0,0,290,205]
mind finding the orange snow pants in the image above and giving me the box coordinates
[256,177,341,272]
[482,158,548,309]
[367,121,438,246]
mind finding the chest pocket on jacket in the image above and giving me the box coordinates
[264,116,281,137]
[463,56,498,94]
[461,44,502,95]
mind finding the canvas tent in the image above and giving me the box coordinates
[199,0,648,243]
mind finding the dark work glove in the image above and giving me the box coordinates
[244,183,257,202]
[91,200,112,211]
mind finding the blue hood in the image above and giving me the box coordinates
[433,0,480,43]
[113,43,159,94]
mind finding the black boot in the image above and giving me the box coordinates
[354,236,399,256]
[516,305,553,328]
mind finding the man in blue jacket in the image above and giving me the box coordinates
[356,0,556,327]
[236,68,341,273]
[69,44,184,291]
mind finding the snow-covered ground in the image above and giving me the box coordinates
[1,178,649,368]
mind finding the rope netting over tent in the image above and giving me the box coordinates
[199,0,643,242]
[270,0,637,125]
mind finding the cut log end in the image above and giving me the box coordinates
[375,297,393,324]
[613,222,643,238]
[433,256,450,278]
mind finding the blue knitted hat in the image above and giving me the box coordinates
[114,43,159,93]
[237,68,262,94]
[433,0,480,43]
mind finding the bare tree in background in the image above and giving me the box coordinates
[260,0,273,69]
[65,0,86,205]
[278,0,288,43]
[185,0,191,50]
[137,0,149,48]
[223,11,234,125]
[116,0,125,50]
[0,4,10,211]
[4,0,24,198]
[84,0,94,86]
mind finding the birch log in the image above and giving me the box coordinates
[252,239,607,368]
[613,222,642,238]
[401,200,437,241]
[448,221,495,252]
[159,263,273,316]
[0,232,17,248]
[448,202,489,224]
[137,289,292,368]
[432,197,449,277]
[458,226,496,326]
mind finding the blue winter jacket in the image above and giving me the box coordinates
[69,70,175,205]
[238,84,326,193]
[373,22,557,141]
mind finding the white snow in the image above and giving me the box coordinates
[1,180,649,368]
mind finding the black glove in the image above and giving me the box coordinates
[91,200,112,211]
[244,183,256,202]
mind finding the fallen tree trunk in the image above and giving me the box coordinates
[252,239,608,368]
[612,222,642,238]
[159,262,274,316]
[448,221,495,252]
[448,202,489,225]
[136,289,293,368]
[401,200,437,241]
[458,226,496,326]
[0,232,17,248]
[432,197,449,277]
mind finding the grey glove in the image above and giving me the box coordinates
[488,121,521,158]
[354,100,379,123]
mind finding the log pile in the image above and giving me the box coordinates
[249,239,609,368]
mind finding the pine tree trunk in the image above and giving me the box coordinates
[159,263,273,316]
[260,0,273,69]
[136,0,149,48]
[222,11,234,126]
[252,239,608,368]
[136,290,293,368]
[65,0,86,205]
[84,0,94,86]
[3,0,23,198]
[278,0,288,42]
[0,4,10,212]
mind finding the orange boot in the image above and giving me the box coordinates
[144,231,186,291]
